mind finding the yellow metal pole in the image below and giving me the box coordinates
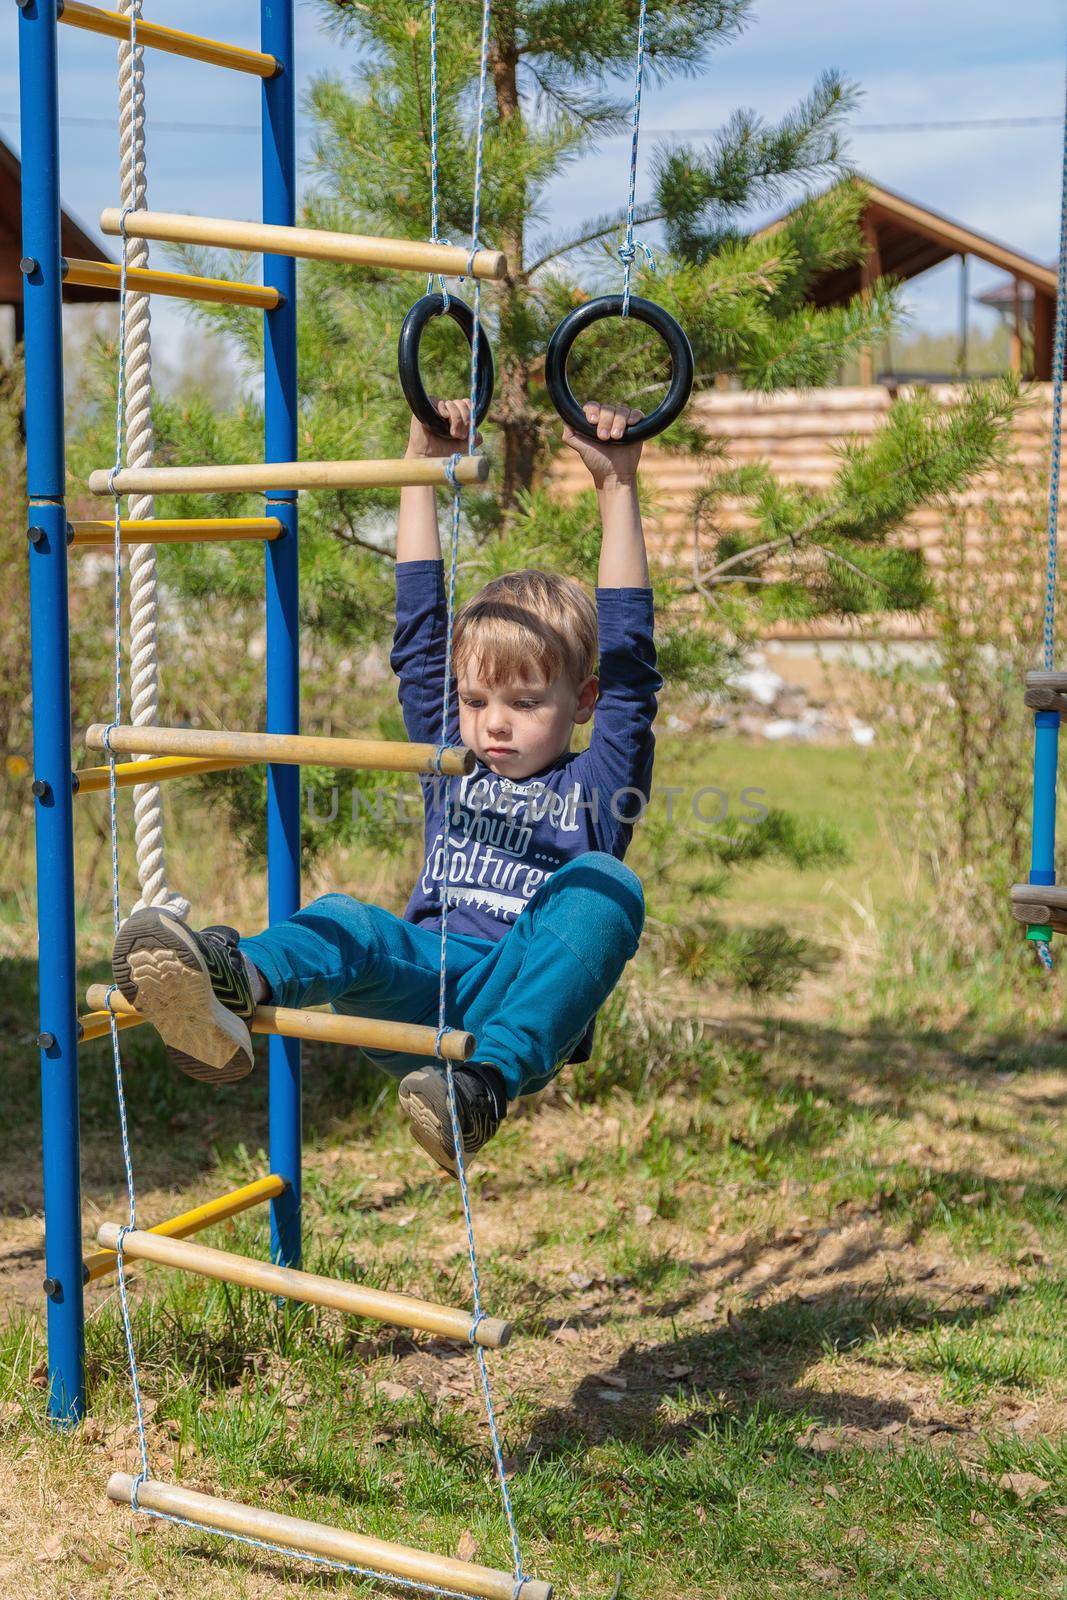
[99,208,508,282]
[69,517,283,546]
[74,755,255,795]
[83,722,475,777]
[57,2,279,77]
[62,258,281,310]
[77,1009,143,1043]
[88,454,489,496]
[83,1174,287,1283]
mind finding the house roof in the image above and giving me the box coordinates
[977,277,1041,309]
[760,179,1057,307]
[0,133,114,307]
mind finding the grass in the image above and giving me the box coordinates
[0,734,1065,1597]
[645,736,905,938]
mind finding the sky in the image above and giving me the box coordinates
[0,0,1062,366]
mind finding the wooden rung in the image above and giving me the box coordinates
[58,2,279,77]
[83,723,475,777]
[77,1008,143,1043]
[84,1174,286,1283]
[62,258,281,310]
[107,1475,552,1600]
[1011,881,1067,909]
[100,208,508,282]
[95,1226,512,1348]
[69,517,283,546]
[1024,687,1067,713]
[1025,671,1067,691]
[1011,904,1067,932]
[89,456,489,496]
[75,755,255,795]
[83,986,476,1063]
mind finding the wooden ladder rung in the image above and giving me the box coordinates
[63,259,281,311]
[95,1226,512,1348]
[107,1474,552,1599]
[69,518,283,546]
[88,456,488,496]
[83,723,475,777]
[1010,881,1067,909]
[84,1174,287,1283]
[1010,883,1067,931]
[100,208,508,282]
[83,985,476,1063]
[58,2,279,77]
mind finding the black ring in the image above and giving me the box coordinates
[544,294,694,443]
[398,293,494,438]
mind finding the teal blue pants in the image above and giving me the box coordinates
[240,852,644,1100]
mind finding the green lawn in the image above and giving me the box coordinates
[0,736,1064,1598]
[642,735,906,937]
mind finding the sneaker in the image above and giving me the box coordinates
[112,908,256,1085]
[398,1063,507,1178]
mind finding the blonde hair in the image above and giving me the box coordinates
[453,569,598,690]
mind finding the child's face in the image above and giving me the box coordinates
[457,657,598,779]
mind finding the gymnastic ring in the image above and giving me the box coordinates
[398,292,495,438]
[544,294,694,443]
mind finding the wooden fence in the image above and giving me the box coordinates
[551,383,1054,639]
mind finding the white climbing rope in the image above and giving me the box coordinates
[116,0,187,918]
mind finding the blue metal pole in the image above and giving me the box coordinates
[261,0,301,1267]
[1027,708,1060,942]
[18,0,84,1422]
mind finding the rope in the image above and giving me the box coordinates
[110,1507,491,1600]
[116,0,188,920]
[424,0,451,307]
[1042,61,1067,672]
[429,0,529,1589]
[618,0,654,316]
[100,5,529,1596]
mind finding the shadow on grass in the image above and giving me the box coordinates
[758,1014,1067,1098]
[526,1281,1023,1457]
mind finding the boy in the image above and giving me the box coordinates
[111,396,661,1177]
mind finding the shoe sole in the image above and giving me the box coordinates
[112,908,253,1085]
[398,1069,463,1179]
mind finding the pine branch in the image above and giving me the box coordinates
[526,203,663,275]
[654,69,859,264]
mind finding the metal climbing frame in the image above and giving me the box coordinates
[18,0,305,1425]
[19,5,554,1593]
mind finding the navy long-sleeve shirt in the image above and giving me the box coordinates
[390,559,662,948]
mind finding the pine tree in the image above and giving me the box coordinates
[79,0,1020,650]
[66,0,1023,996]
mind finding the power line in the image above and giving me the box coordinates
[645,115,1060,136]
[840,115,1055,133]
[0,111,1059,138]
[0,111,264,135]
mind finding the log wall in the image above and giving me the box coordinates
[550,383,1055,639]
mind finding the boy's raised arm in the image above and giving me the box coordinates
[397,398,481,564]
[562,402,649,589]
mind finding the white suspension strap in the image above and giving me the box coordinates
[430,0,532,1590]
[116,0,187,918]
[618,0,655,316]
[102,2,533,1592]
